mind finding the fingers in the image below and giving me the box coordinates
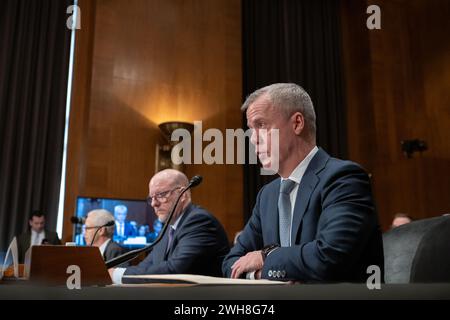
[231,259,243,279]
[232,266,243,279]
[230,251,264,279]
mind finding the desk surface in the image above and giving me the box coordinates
[1,282,450,300]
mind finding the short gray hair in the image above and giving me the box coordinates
[241,83,316,137]
[87,209,115,238]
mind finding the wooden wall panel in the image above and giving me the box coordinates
[341,0,450,230]
[63,0,242,242]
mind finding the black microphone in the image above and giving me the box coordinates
[105,175,203,268]
[70,216,85,224]
[89,220,115,246]
[189,175,202,188]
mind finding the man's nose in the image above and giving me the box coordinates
[250,129,259,145]
[151,198,160,207]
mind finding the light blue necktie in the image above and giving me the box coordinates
[278,179,296,247]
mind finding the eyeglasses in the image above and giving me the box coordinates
[84,225,105,230]
[147,186,183,204]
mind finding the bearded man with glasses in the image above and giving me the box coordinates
[109,169,230,284]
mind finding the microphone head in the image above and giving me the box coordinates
[189,175,203,188]
[70,216,85,224]
[104,220,115,227]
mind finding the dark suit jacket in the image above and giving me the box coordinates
[123,204,230,282]
[17,229,61,263]
[103,240,127,262]
[223,148,384,282]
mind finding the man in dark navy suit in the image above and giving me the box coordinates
[223,83,384,282]
[109,169,229,284]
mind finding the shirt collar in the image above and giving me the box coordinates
[99,238,111,255]
[170,204,191,231]
[171,213,183,231]
[282,146,319,184]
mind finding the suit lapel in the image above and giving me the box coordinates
[291,148,329,244]
[103,241,111,260]
[153,232,169,262]
[164,204,194,258]
[291,171,319,243]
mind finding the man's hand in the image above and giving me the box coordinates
[108,268,115,280]
[230,250,263,279]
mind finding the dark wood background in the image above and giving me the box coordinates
[341,0,450,230]
[62,0,449,242]
[63,0,243,242]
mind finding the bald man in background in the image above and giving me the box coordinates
[109,169,230,284]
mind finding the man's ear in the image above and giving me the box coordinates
[29,220,33,227]
[292,112,305,135]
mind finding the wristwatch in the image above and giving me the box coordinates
[261,244,280,261]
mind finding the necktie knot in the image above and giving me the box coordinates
[280,179,296,194]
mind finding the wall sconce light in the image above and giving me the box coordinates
[155,121,194,173]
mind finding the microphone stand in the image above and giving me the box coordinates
[105,176,202,269]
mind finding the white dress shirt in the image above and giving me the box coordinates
[31,230,46,246]
[247,146,319,280]
[280,146,319,246]
[116,222,124,237]
[99,238,111,257]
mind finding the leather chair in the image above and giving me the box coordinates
[383,215,450,283]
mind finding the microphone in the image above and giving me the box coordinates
[105,175,203,268]
[70,216,85,224]
[89,220,115,246]
[189,175,202,188]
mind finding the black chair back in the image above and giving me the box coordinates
[383,215,450,283]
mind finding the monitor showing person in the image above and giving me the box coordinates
[113,204,137,242]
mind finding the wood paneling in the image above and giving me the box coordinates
[63,0,242,242]
[341,0,450,230]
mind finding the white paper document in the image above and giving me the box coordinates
[122,274,286,285]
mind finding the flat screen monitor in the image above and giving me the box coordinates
[73,197,162,249]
